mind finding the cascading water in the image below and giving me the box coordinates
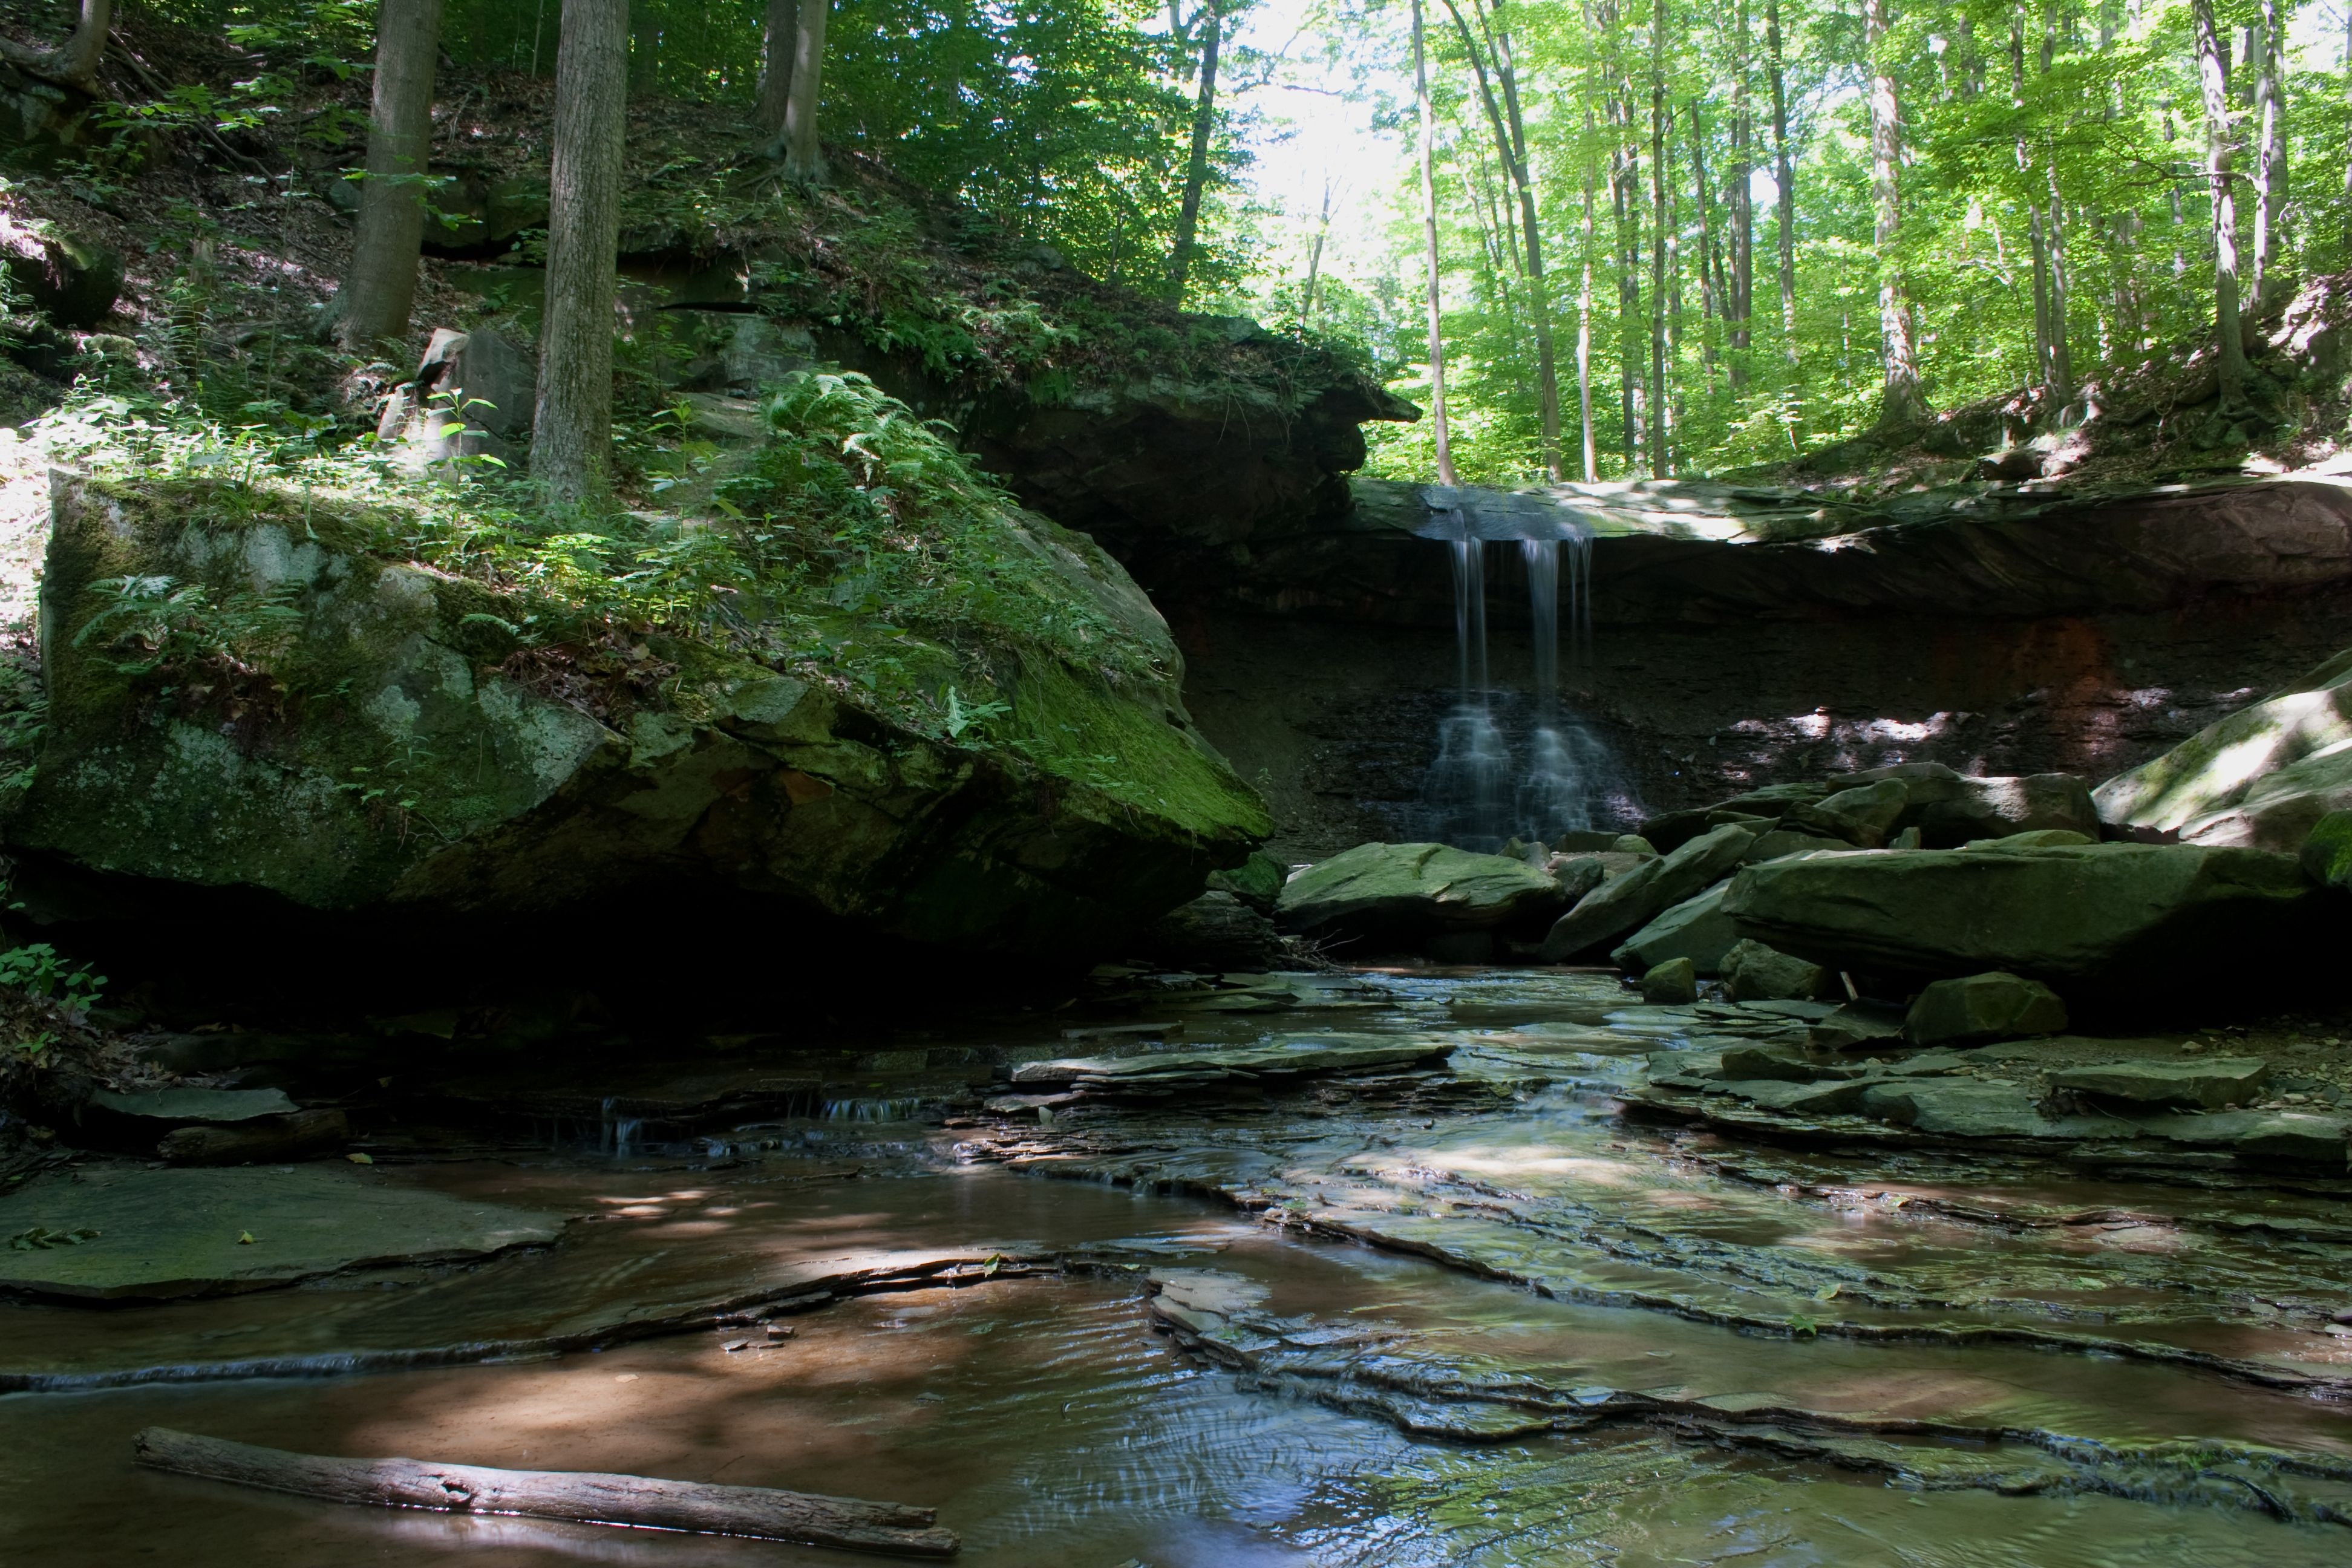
[1413,491,1635,849]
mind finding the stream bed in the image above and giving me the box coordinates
[5,967,2350,1566]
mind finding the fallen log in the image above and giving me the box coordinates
[132,1426,958,1557]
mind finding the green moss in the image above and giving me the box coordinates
[1004,657,1269,847]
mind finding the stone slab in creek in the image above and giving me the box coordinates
[86,1088,299,1125]
[2050,1057,2272,1109]
[1009,1036,1455,1089]
[0,1166,565,1301]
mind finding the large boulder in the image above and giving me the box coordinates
[1275,841,1567,944]
[1540,823,1755,962]
[1720,840,2331,999]
[2093,648,2352,851]
[4,475,1269,958]
[1611,883,1740,976]
[1903,972,2068,1046]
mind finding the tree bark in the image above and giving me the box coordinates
[0,0,111,90]
[1413,0,1456,485]
[332,0,445,355]
[132,1428,958,1558]
[1168,1,1222,299]
[1301,178,1332,320]
[1579,119,1598,480]
[780,0,829,180]
[1727,0,1753,387]
[2190,0,2247,401]
[1765,0,1796,368]
[1865,0,1925,426]
[1649,0,1669,474]
[2249,0,2282,308]
[532,0,630,505]
[1440,0,1562,478]
[755,0,797,137]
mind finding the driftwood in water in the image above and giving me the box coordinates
[132,1426,959,1557]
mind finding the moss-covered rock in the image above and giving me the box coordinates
[4,475,1268,955]
[2093,648,2352,851]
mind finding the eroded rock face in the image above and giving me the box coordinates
[1721,841,2330,999]
[2093,648,2352,851]
[5,477,1267,958]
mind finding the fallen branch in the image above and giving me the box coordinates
[131,1427,959,1558]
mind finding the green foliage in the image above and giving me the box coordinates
[0,944,106,1014]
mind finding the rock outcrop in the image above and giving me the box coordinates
[4,475,1268,959]
[1720,840,2331,999]
[1274,841,1566,946]
[2093,647,2352,851]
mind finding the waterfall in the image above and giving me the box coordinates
[1413,492,1635,850]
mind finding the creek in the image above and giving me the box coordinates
[5,968,2350,1566]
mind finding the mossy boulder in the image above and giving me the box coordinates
[1274,841,1566,944]
[1722,840,2331,999]
[2093,648,2352,851]
[4,475,1268,956]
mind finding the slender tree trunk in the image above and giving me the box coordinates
[1168,1,1223,299]
[1649,0,1669,474]
[774,0,829,179]
[1413,0,1457,485]
[2249,0,2282,307]
[1491,3,1563,479]
[1765,0,1796,368]
[2028,201,2055,393]
[1865,0,1926,426]
[0,0,110,89]
[334,0,445,354]
[1301,178,1332,320]
[2191,0,2247,401]
[1579,123,1598,481]
[755,0,797,137]
[1690,102,1723,348]
[2045,168,2073,403]
[1728,0,1753,388]
[532,0,630,505]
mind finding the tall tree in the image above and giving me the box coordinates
[756,0,797,139]
[2249,0,2282,307]
[1764,0,1797,368]
[777,0,830,178]
[1578,98,1599,481]
[2190,0,2247,400]
[1168,1,1223,298]
[1864,0,1925,426]
[332,0,446,354]
[532,0,630,504]
[1648,0,1670,472]
[1440,0,1564,477]
[1726,0,1753,387]
[1413,0,1458,485]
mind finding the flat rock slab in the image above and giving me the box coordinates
[0,1166,564,1301]
[88,1088,298,1125]
[2050,1057,2272,1109]
[1011,1037,1454,1089]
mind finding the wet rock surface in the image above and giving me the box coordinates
[7,965,2352,1563]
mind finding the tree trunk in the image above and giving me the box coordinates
[2045,169,2073,404]
[1168,2,1222,299]
[755,0,797,137]
[0,0,111,90]
[1301,178,1332,320]
[333,0,445,354]
[1649,0,1668,474]
[1865,0,1925,426]
[1728,0,1753,386]
[1413,0,1457,485]
[2249,0,2282,307]
[780,0,829,180]
[532,0,630,505]
[1765,0,1796,368]
[2190,0,2247,401]
[1579,121,1598,481]
[2027,201,2055,394]
[1491,3,1563,479]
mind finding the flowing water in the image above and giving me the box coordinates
[1415,494,1638,849]
[5,969,2351,1565]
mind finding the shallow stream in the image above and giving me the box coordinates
[5,969,2350,1566]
